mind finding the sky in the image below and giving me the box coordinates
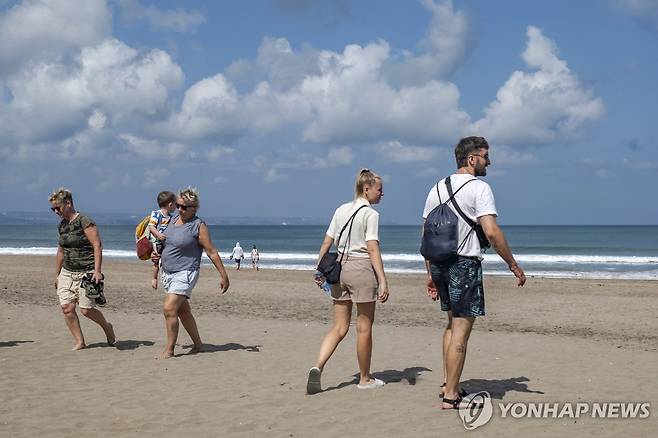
[1,0,657,225]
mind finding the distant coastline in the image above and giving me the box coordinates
[0,210,329,226]
[1,211,656,226]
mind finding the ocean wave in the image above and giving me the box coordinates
[2,247,657,279]
[1,247,657,265]
[250,265,658,280]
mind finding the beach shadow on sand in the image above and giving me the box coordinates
[181,343,261,353]
[372,367,432,385]
[86,340,155,350]
[321,366,432,393]
[0,340,34,347]
[459,376,544,400]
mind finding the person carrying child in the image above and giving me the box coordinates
[148,191,176,289]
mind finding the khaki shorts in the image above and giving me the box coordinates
[56,267,95,308]
[331,257,378,303]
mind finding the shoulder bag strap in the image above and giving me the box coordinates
[336,204,368,264]
[445,176,478,252]
[445,177,477,228]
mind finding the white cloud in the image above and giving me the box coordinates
[225,37,323,91]
[490,145,537,165]
[164,73,244,142]
[119,133,187,161]
[327,146,353,165]
[264,168,288,182]
[0,0,111,75]
[613,0,658,32]
[143,169,162,188]
[206,145,235,162]
[472,26,605,145]
[172,38,472,145]
[1,38,183,146]
[299,42,471,144]
[88,109,107,131]
[0,1,607,194]
[264,146,354,171]
[374,140,439,163]
[116,0,206,33]
[384,0,471,85]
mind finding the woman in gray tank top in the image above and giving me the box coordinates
[156,188,230,359]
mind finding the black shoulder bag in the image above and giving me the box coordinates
[317,205,368,284]
[445,177,491,252]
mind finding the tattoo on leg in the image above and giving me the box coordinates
[455,344,466,354]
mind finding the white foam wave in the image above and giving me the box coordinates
[2,248,657,265]
[206,261,658,280]
[2,247,657,280]
[379,253,658,265]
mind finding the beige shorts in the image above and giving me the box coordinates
[331,257,378,303]
[56,268,95,308]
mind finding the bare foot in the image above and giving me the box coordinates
[105,323,116,346]
[151,278,158,289]
[157,350,174,359]
[72,343,86,351]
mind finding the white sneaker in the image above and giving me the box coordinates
[306,367,322,394]
[357,377,385,390]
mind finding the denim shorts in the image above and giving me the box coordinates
[161,269,199,298]
[430,256,485,317]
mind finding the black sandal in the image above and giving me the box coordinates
[439,383,468,398]
[442,394,464,410]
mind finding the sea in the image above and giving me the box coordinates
[0,225,657,280]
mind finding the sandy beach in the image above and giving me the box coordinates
[0,254,656,437]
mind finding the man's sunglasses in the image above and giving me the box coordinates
[50,206,62,213]
[470,153,490,161]
[176,203,193,211]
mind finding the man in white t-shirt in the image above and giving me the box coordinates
[421,136,526,410]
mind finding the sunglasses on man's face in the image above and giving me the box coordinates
[50,206,62,213]
[176,203,193,211]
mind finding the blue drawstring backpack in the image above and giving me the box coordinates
[421,177,487,262]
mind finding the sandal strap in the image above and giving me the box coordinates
[442,394,464,409]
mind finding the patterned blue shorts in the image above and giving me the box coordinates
[430,256,485,317]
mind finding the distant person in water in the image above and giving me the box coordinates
[49,188,115,350]
[251,245,260,271]
[154,188,230,359]
[230,242,244,270]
